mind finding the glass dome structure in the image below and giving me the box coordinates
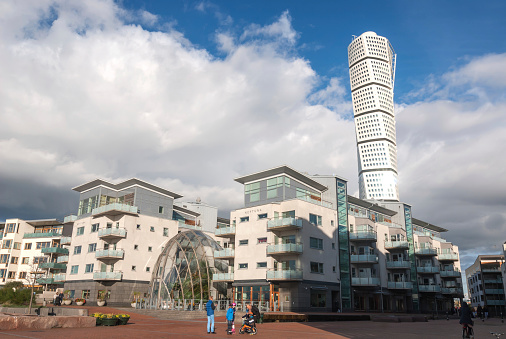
[148,229,228,307]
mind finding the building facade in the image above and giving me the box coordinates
[466,255,505,316]
[348,31,399,201]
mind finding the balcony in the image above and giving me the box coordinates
[92,203,138,217]
[214,248,235,259]
[54,274,66,282]
[484,279,502,284]
[212,272,234,282]
[485,289,505,294]
[93,271,123,281]
[387,281,413,289]
[418,285,441,293]
[61,237,71,245]
[386,260,411,269]
[41,247,69,256]
[64,215,77,223]
[352,277,380,286]
[487,300,506,306]
[23,232,62,239]
[349,231,377,242]
[440,270,461,278]
[482,268,501,273]
[438,253,458,261]
[417,266,440,274]
[350,254,378,264]
[95,249,125,260]
[267,217,303,231]
[38,262,67,270]
[98,227,126,240]
[442,287,463,295]
[415,248,438,256]
[266,269,303,281]
[215,226,236,237]
[178,221,201,231]
[36,277,55,284]
[56,256,69,263]
[266,243,303,255]
[384,241,409,251]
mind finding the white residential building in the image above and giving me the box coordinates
[348,31,399,201]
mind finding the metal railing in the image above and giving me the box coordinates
[266,243,303,255]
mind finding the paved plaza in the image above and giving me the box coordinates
[0,307,505,338]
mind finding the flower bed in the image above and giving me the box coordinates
[91,313,130,326]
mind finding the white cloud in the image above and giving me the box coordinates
[241,10,297,45]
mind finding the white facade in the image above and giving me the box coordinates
[174,201,218,234]
[348,31,400,201]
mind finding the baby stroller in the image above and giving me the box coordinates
[239,314,257,335]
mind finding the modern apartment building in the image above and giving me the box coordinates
[61,178,207,305]
[174,200,219,234]
[466,255,505,316]
[0,218,73,288]
[215,166,343,312]
[348,31,399,201]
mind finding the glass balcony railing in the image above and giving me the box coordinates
[36,277,55,284]
[267,217,303,231]
[418,285,441,292]
[484,279,502,284]
[41,247,69,255]
[93,271,123,281]
[23,232,62,239]
[384,241,409,250]
[178,221,201,230]
[349,231,377,241]
[487,300,505,306]
[95,249,125,259]
[215,226,236,237]
[212,272,234,281]
[266,269,303,281]
[54,274,66,282]
[415,248,438,256]
[38,262,67,270]
[56,256,69,263]
[442,287,463,295]
[485,289,505,294]
[92,203,138,216]
[350,254,378,263]
[482,268,501,273]
[98,228,126,238]
[387,281,413,289]
[352,277,380,286]
[438,253,459,261]
[214,248,235,258]
[440,269,461,277]
[64,215,77,223]
[417,266,440,274]
[386,260,411,269]
[61,237,71,245]
[266,243,303,255]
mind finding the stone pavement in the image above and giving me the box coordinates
[0,306,504,338]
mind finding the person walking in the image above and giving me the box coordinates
[206,296,216,334]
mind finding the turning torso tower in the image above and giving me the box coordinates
[348,31,399,201]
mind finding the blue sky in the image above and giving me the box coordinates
[0,0,506,277]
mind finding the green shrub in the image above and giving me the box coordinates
[0,283,32,306]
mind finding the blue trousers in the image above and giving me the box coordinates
[207,314,215,332]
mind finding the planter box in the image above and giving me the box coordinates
[131,303,136,308]
[101,318,118,326]
[97,300,106,307]
[63,300,72,305]
[118,317,130,325]
[76,301,84,306]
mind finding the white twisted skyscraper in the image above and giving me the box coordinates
[348,31,399,201]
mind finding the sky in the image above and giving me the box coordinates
[1,0,506,276]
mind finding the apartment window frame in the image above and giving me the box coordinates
[91,223,100,233]
[238,263,248,269]
[70,265,79,275]
[240,216,249,223]
[257,262,267,268]
[74,246,82,255]
[24,243,32,250]
[239,239,249,246]
[21,257,29,264]
[310,237,323,250]
[310,261,324,274]
[258,213,268,220]
[257,237,267,244]
[84,263,94,273]
[88,243,97,253]
[76,227,85,236]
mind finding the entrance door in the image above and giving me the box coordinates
[272,292,280,311]
[332,291,339,312]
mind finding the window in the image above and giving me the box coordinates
[91,223,99,232]
[146,267,150,272]
[8,271,16,279]
[310,290,326,307]
[332,243,335,249]
[310,262,324,274]
[239,240,249,246]
[22,257,29,264]
[239,263,248,269]
[245,182,260,202]
[258,213,268,219]
[13,242,21,250]
[33,256,47,264]
[134,245,139,250]
[0,255,9,264]
[6,223,16,233]
[11,257,18,264]
[309,214,322,226]
[18,272,27,279]
[71,265,79,275]
[88,243,97,252]
[333,266,336,273]
[74,246,82,255]
[257,237,267,244]
[76,227,84,236]
[82,290,90,299]
[310,237,323,250]
[163,228,169,237]
[85,264,94,273]
[331,220,334,226]
[150,226,155,232]
[240,217,249,223]
[36,242,50,249]
[148,246,152,252]
[24,243,32,250]
[137,224,141,230]
[159,206,164,214]
[131,266,136,271]
[2,240,12,249]
[257,262,267,268]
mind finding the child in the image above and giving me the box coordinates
[231,302,236,333]
[226,303,234,334]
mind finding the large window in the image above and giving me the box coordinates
[310,237,323,250]
[309,214,322,226]
[245,182,261,202]
[310,262,324,274]
[310,290,326,307]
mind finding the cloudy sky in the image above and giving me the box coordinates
[1,0,505,273]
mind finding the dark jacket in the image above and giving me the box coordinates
[459,304,473,325]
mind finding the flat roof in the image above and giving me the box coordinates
[173,205,200,218]
[72,178,183,199]
[234,165,328,192]
[412,217,448,233]
[347,196,397,216]
[26,219,63,227]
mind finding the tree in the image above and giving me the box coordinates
[22,261,45,313]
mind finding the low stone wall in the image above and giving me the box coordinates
[0,314,95,330]
[0,307,88,316]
